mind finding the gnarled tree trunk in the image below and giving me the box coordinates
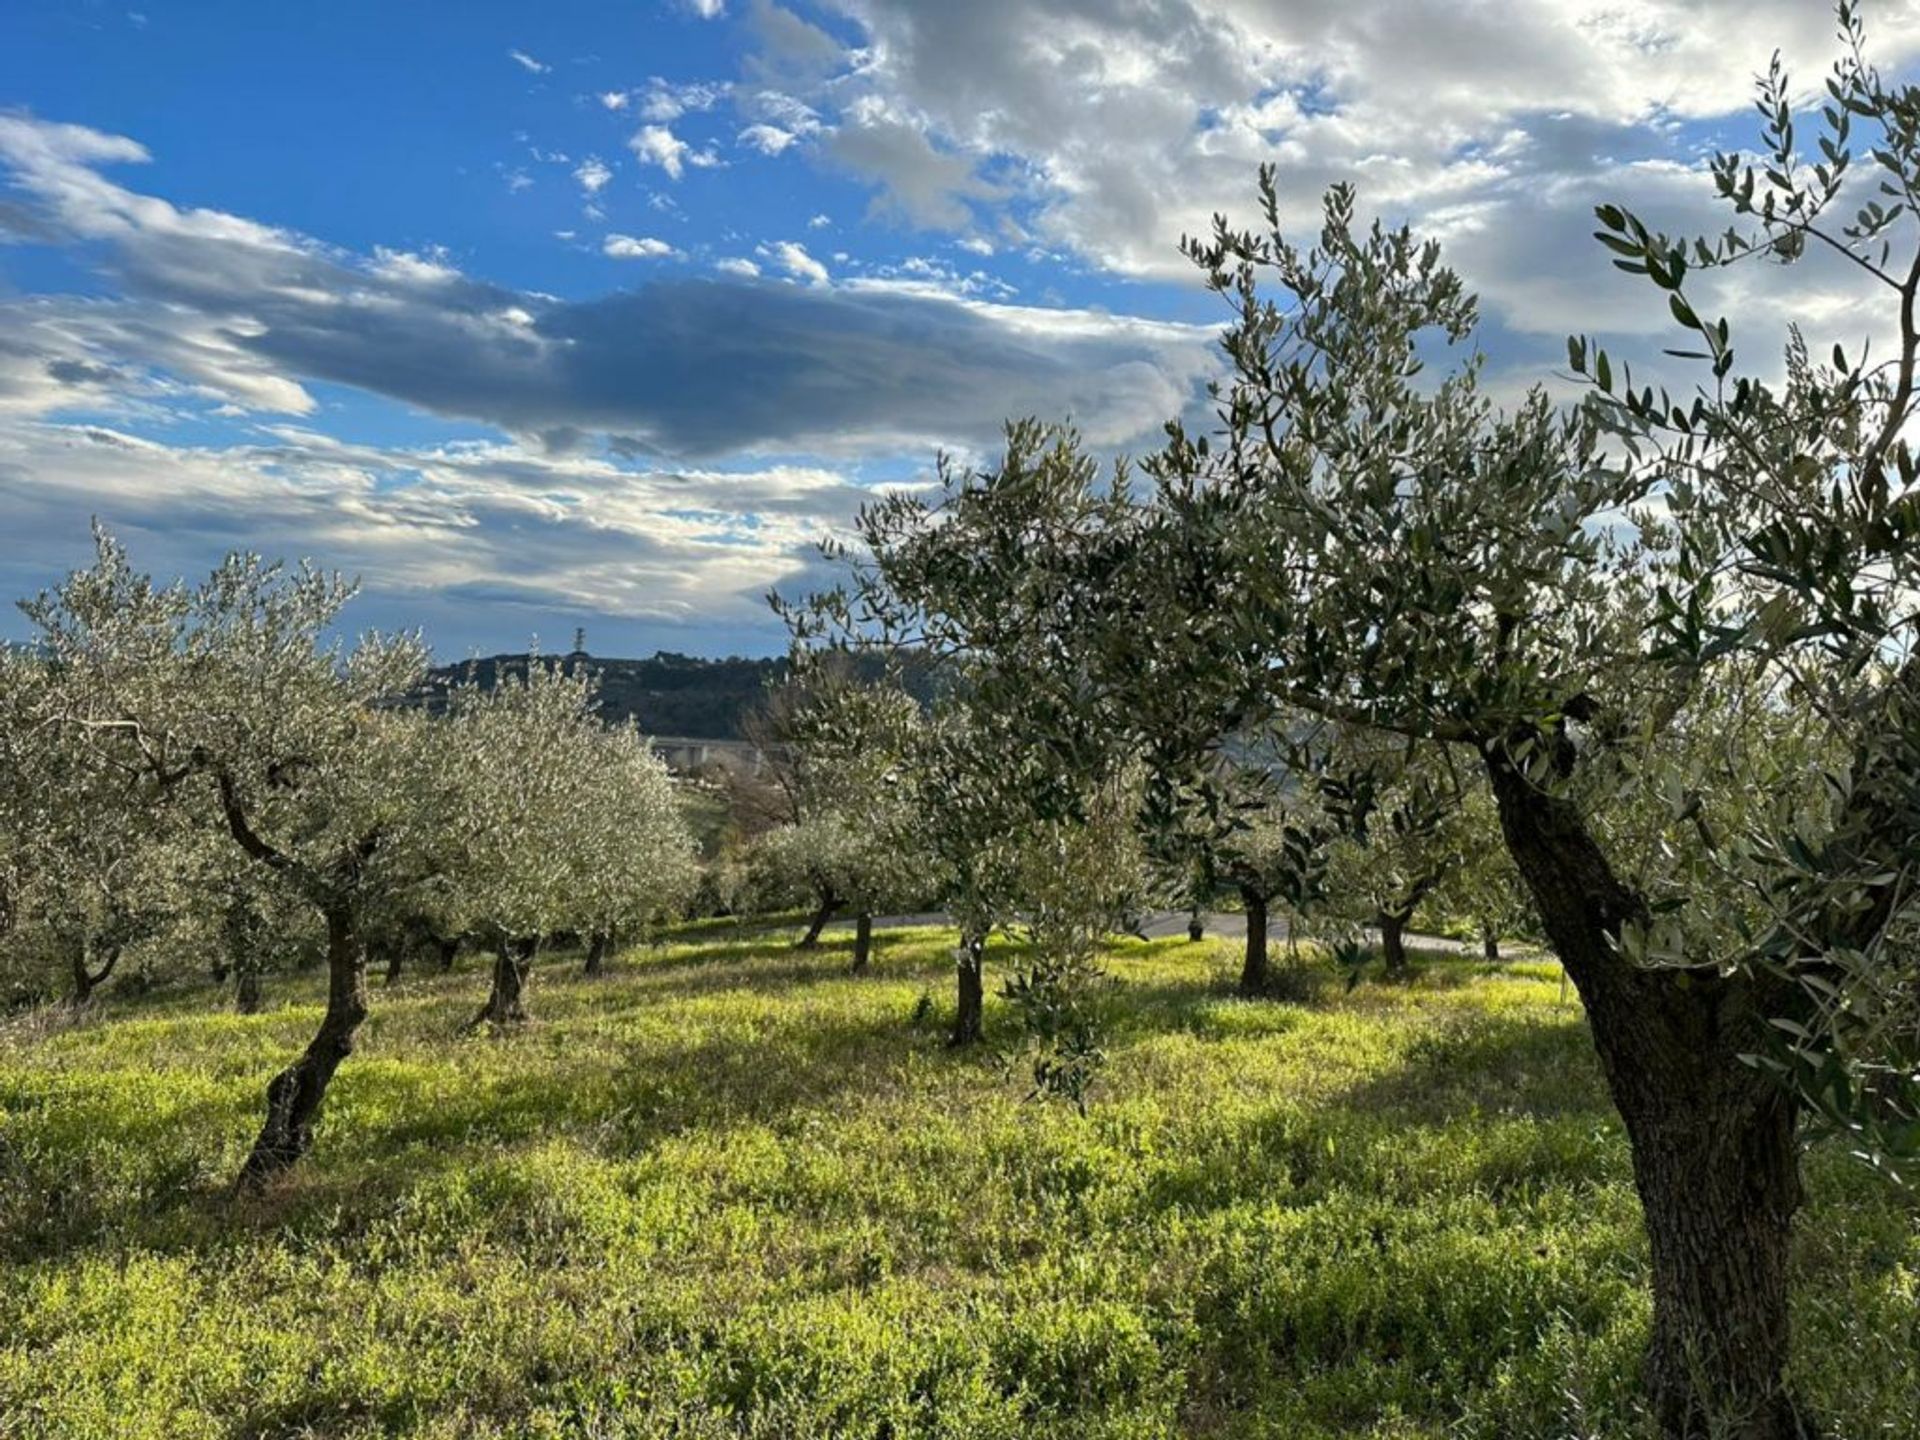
[1485,749,1812,1440]
[67,936,120,1007]
[1239,885,1269,996]
[236,902,367,1190]
[380,939,404,986]
[796,889,837,949]
[951,927,984,1046]
[474,936,538,1027]
[1481,927,1500,962]
[436,935,460,972]
[1187,910,1205,943]
[850,911,874,973]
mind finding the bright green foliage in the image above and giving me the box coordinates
[0,930,1912,1439]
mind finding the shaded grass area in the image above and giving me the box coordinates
[0,928,1914,1438]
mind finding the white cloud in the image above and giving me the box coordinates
[627,124,720,180]
[684,0,726,16]
[715,257,762,277]
[738,123,797,156]
[507,48,549,75]
[0,115,1220,461]
[754,0,1920,293]
[599,90,630,110]
[640,79,730,123]
[807,212,831,229]
[573,156,613,195]
[0,422,871,653]
[760,239,829,285]
[603,233,678,259]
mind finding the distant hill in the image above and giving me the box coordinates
[415,649,938,740]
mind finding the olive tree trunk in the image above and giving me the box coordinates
[380,940,404,986]
[435,936,460,972]
[234,962,263,1014]
[1186,910,1205,943]
[1377,908,1411,978]
[1238,885,1270,996]
[1485,751,1812,1439]
[583,931,612,977]
[235,902,367,1190]
[850,911,874,973]
[474,936,538,1027]
[67,936,120,1007]
[951,927,985,1047]
[796,889,837,949]
[1481,927,1500,962]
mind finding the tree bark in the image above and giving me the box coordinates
[381,940,404,986]
[796,889,837,949]
[235,902,367,1190]
[67,936,119,1006]
[1377,909,1411,978]
[1481,927,1500,962]
[850,911,874,973]
[950,927,984,1047]
[1239,885,1270,996]
[234,963,263,1015]
[583,931,611,977]
[1187,910,1205,943]
[1483,748,1812,1439]
[436,936,460,972]
[474,936,537,1027]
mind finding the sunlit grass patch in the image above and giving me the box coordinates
[0,928,1913,1438]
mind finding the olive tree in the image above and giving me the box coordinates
[439,661,695,1021]
[23,528,440,1188]
[1137,23,1920,1423]
[572,719,698,976]
[786,428,1152,1046]
[0,647,190,1005]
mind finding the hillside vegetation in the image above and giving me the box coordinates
[2,927,1913,1440]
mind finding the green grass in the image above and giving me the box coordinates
[1,929,1914,1438]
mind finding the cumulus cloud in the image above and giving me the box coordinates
[573,156,613,195]
[715,257,762,277]
[743,0,1920,341]
[0,114,1219,463]
[738,123,797,155]
[603,233,678,259]
[628,123,719,180]
[759,239,829,285]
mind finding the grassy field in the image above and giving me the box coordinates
[1,927,1915,1439]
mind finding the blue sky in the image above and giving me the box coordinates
[3,0,1916,658]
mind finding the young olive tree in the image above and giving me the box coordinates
[1319,743,1473,980]
[23,528,440,1188]
[785,427,1153,1047]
